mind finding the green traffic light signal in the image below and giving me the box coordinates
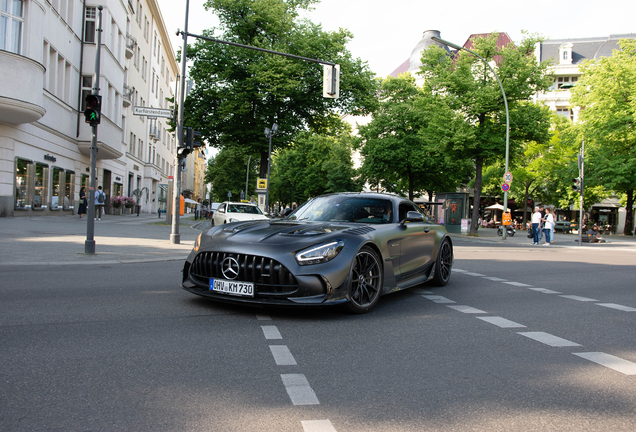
[84,94,102,126]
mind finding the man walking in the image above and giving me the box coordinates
[95,186,106,220]
[531,206,541,245]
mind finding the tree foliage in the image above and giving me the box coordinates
[184,0,378,179]
[205,147,258,202]
[569,38,636,235]
[419,33,553,234]
[355,74,471,200]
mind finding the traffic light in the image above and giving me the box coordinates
[84,95,102,126]
[185,127,193,151]
[191,130,203,149]
[177,127,191,158]
[572,177,581,193]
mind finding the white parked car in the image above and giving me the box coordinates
[212,202,269,225]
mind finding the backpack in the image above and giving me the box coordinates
[97,191,105,204]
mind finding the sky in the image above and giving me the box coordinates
[157,0,636,78]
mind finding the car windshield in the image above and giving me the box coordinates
[226,204,263,214]
[288,196,393,224]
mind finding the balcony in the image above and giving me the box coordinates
[123,84,133,108]
[125,33,137,60]
[0,51,46,124]
[149,124,161,142]
[144,163,162,181]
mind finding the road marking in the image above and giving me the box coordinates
[477,316,526,328]
[573,352,636,375]
[596,303,636,312]
[261,325,282,340]
[464,272,486,276]
[518,332,581,347]
[453,268,467,273]
[256,315,272,320]
[482,277,508,281]
[448,305,487,314]
[422,295,456,304]
[410,288,433,294]
[559,295,598,302]
[528,288,562,294]
[281,374,320,405]
[270,345,297,366]
[302,420,338,432]
[503,282,532,287]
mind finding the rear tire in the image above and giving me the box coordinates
[346,247,383,314]
[431,238,453,286]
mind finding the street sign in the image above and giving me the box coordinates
[503,172,513,184]
[257,178,267,190]
[133,106,173,118]
[502,183,510,192]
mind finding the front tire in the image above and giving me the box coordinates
[346,247,383,314]
[431,238,453,286]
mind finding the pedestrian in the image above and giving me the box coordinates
[537,205,545,242]
[543,207,554,246]
[249,195,256,205]
[77,187,87,218]
[531,206,541,245]
[95,186,105,220]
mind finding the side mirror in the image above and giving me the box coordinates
[283,208,293,217]
[441,201,450,211]
[400,211,424,226]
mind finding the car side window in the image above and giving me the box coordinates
[398,202,419,222]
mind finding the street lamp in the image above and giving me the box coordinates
[431,36,510,239]
[264,123,278,211]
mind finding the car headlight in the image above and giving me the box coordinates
[229,218,240,223]
[295,240,345,266]
[194,233,202,252]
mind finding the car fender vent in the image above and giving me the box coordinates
[343,226,376,235]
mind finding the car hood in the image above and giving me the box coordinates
[202,220,360,248]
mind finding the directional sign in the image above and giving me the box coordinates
[133,106,173,118]
[502,183,510,192]
[503,171,513,184]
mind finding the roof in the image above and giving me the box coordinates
[540,34,636,65]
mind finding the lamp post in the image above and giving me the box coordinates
[432,36,511,239]
[264,123,278,211]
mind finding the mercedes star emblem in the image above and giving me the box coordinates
[221,257,240,280]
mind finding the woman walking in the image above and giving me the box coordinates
[543,208,554,246]
[78,187,87,218]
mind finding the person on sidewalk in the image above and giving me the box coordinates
[95,186,106,220]
[543,207,554,246]
[78,187,87,218]
[531,207,541,245]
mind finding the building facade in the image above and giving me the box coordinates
[0,0,196,218]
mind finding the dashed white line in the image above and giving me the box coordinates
[528,288,562,294]
[422,295,456,304]
[518,332,581,347]
[453,269,467,273]
[482,277,508,281]
[447,305,487,314]
[269,345,297,366]
[596,303,636,312]
[503,282,532,287]
[302,420,338,432]
[281,374,320,405]
[477,316,526,328]
[559,295,598,302]
[261,325,283,340]
[464,272,486,276]
[573,352,636,375]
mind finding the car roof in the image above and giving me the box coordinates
[221,201,258,206]
[312,192,408,202]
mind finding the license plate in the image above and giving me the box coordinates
[210,278,255,298]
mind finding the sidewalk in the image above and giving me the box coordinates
[0,213,211,266]
[448,226,636,248]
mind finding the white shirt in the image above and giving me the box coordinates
[532,211,541,224]
[545,214,554,230]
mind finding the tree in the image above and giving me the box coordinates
[270,127,361,207]
[356,74,471,201]
[569,38,636,235]
[184,0,378,179]
[205,147,258,202]
[419,33,553,235]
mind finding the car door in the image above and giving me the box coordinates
[396,201,436,284]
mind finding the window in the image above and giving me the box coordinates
[64,170,75,210]
[143,16,148,41]
[1,0,24,53]
[556,108,573,121]
[15,158,32,209]
[34,163,49,209]
[84,6,96,42]
[51,167,64,210]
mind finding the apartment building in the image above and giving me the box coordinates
[0,0,180,217]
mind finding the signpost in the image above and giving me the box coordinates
[133,106,173,118]
[501,183,510,192]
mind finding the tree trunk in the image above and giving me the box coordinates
[259,150,268,179]
[624,189,634,236]
[469,155,483,236]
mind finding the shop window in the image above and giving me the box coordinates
[113,182,122,198]
[51,167,64,210]
[14,158,32,209]
[64,170,75,210]
[34,162,49,209]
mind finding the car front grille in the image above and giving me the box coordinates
[189,252,298,295]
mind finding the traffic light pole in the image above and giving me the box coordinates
[85,5,102,254]
[578,140,585,246]
[170,0,189,244]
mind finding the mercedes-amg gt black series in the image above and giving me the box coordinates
[181,192,453,313]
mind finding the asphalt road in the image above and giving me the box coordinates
[1,239,635,431]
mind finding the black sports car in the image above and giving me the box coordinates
[181,192,453,313]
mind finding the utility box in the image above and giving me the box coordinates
[434,192,470,234]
